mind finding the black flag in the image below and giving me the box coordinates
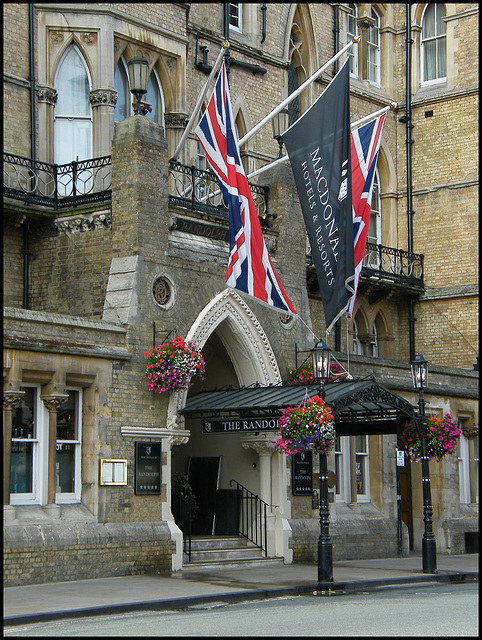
[282,61,354,333]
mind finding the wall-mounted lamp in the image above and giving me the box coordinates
[127,56,149,115]
[271,108,289,158]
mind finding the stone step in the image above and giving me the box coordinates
[188,546,265,564]
[189,536,258,551]
[183,556,285,571]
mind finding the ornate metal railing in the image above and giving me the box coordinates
[361,241,424,288]
[168,160,269,221]
[3,153,112,209]
[307,242,424,289]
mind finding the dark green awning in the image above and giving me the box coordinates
[181,379,416,436]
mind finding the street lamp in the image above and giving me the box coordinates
[410,353,437,574]
[127,56,149,115]
[311,340,333,583]
[271,108,289,158]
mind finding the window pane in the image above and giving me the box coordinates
[422,4,435,39]
[146,74,162,124]
[356,455,366,494]
[55,47,90,116]
[423,40,437,81]
[57,391,78,441]
[56,444,75,493]
[436,4,446,34]
[114,62,130,122]
[54,119,91,166]
[355,435,367,453]
[437,38,446,77]
[10,442,34,494]
[12,387,35,439]
[229,3,241,29]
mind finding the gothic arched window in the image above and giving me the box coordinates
[421,3,446,83]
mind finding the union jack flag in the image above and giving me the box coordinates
[195,60,296,315]
[346,113,386,317]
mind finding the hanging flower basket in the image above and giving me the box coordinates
[399,414,461,462]
[144,337,205,395]
[286,361,344,385]
[276,395,336,456]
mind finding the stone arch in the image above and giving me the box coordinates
[51,35,94,87]
[168,289,281,426]
[372,305,395,359]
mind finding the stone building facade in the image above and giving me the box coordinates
[3,3,478,586]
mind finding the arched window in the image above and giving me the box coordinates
[54,45,92,165]
[367,169,381,245]
[145,70,164,126]
[369,322,378,358]
[288,55,300,126]
[114,58,131,123]
[347,4,358,77]
[352,318,363,355]
[421,4,446,83]
[367,8,380,86]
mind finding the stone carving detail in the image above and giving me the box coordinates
[241,438,278,455]
[50,31,64,45]
[462,426,479,439]
[165,112,190,129]
[81,32,96,46]
[3,391,25,411]
[41,394,69,412]
[89,89,118,107]
[31,212,112,238]
[264,235,277,253]
[36,86,58,105]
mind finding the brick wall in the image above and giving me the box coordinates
[4,522,175,587]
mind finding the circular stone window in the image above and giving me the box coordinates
[279,312,297,329]
[152,277,172,307]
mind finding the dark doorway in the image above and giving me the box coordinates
[187,456,222,535]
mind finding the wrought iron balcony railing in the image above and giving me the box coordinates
[168,160,269,221]
[307,242,424,290]
[3,153,112,209]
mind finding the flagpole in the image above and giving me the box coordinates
[238,37,360,150]
[171,41,230,162]
[246,103,395,181]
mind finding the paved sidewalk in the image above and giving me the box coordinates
[4,553,478,626]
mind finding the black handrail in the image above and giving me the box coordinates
[172,493,192,561]
[229,479,273,557]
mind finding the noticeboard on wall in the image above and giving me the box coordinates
[135,442,161,495]
[292,450,313,495]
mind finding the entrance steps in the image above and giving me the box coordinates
[182,535,284,570]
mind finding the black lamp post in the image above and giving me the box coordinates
[311,340,333,583]
[271,108,289,158]
[410,352,437,574]
[127,56,149,115]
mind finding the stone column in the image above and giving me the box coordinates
[164,112,189,162]
[41,393,69,506]
[241,435,278,507]
[3,390,25,509]
[89,89,118,157]
[349,437,358,507]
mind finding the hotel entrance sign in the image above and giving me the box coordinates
[202,417,280,434]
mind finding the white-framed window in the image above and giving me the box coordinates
[229,3,242,33]
[457,425,479,505]
[335,435,370,503]
[54,45,92,166]
[10,385,47,505]
[367,8,380,86]
[355,435,370,501]
[347,4,358,77]
[10,385,82,505]
[114,57,131,123]
[55,389,82,503]
[421,3,446,84]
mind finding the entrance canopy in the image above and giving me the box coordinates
[181,379,416,436]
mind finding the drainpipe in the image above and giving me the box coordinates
[333,4,340,75]
[405,4,416,362]
[399,5,416,361]
[261,4,267,44]
[24,3,36,310]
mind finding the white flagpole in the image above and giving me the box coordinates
[246,103,395,181]
[238,37,360,149]
[171,40,230,162]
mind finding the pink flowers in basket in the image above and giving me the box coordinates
[144,336,205,394]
